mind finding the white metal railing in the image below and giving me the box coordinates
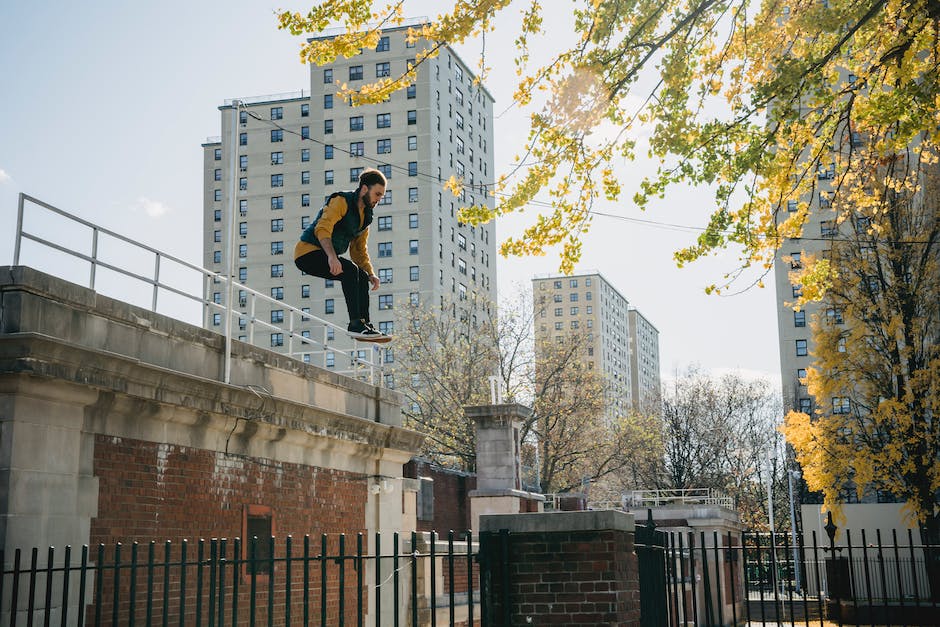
[12,193,388,386]
[623,488,735,509]
[223,90,307,107]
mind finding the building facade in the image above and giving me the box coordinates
[202,22,497,372]
[627,307,661,412]
[532,272,661,416]
[772,180,833,418]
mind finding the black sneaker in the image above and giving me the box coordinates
[347,320,392,343]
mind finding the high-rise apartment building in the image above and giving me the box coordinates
[532,272,661,416]
[773,204,828,417]
[202,22,497,370]
[628,308,661,412]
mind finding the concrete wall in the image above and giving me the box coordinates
[0,265,424,624]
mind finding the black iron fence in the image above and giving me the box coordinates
[4,522,938,626]
[651,519,940,626]
[0,531,479,627]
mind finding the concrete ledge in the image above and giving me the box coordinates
[469,488,545,501]
[464,404,532,420]
[480,509,635,534]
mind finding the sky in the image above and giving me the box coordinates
[0,0,782,386]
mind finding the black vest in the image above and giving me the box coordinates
[300,191,373,255]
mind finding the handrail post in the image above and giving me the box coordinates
[14,193,24,265]
[152,253,161,312]
[90,227,99,289]
[222,99,241,384]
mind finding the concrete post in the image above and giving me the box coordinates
[465,405,544,532]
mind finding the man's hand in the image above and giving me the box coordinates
[369,274,380,291]
[327,254,343,276]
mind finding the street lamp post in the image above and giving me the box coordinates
[787,469,803,593]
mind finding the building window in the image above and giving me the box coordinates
[407,110,417,125]
[323,68,333,83]
[301,148,310,162]
[301,126,309,139]
[271,309,284,323]
[377,138,391,154]
[239,177,247,191]
[270,333,283,347]
[270,264,284,278]
[378,242,393,257]
[820,220,837,238]
[798,398,812,413]
[271,218,284,232]
[410,292,420,305]
[409,266,419,281]
[214,189,222,201]
[409,213,418,228]
[270,151,284,165]
[239,200,248,215]
[270,241,284,255]
[832,397,851,414]
[270,129,283,143]
[378,216,392,230]
[837,337,846,353]
[794,310,806,327]
[796,339,808,357]
[270,106,283,120]
[408,161,418,176]
[379,294,393,310]
[408,136,417,151]
[214,148,222,160]
[325,170,334,185]
[214,169,222,182]
[797,368,807,383]
[324,119,333,134]
[324,94,333,109]
[407,84,416,99]
[325,145,334,159]
[239,222,248,236]
[271,174,284,188]
[350,167,363,182]
[239,267,247,281]
[376,62,390,77]
[325,298,335,314]
[301,193,310,207]
[378,268,393,284]
[409,187,418,203]
[239,133,247,146]
[301,171,310,185]
[826,308,844,324]
[350,142,364,157]
[349,116,364,131]
[409,240,419,255]
[213,250,222,263]
[326,351,335,368]
[271,286,284,300]
[377,164,392,180]
[570,293,579,302]
[792,284,802,298]
[376,36,390,52]
[349,65,363,81]
[301,103,309,117]
[301,216,311,229]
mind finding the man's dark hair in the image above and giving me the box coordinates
[358,168,387,190]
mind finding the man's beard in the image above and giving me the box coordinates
[361,190,375,210]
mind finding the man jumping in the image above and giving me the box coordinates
[293,168,391,342]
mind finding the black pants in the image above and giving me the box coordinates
[294,250,370,324]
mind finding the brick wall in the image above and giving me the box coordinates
[404,459,476,533]
[89,435,368,625]
[480,513,640,626]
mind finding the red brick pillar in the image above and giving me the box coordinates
[479,510,640,626]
